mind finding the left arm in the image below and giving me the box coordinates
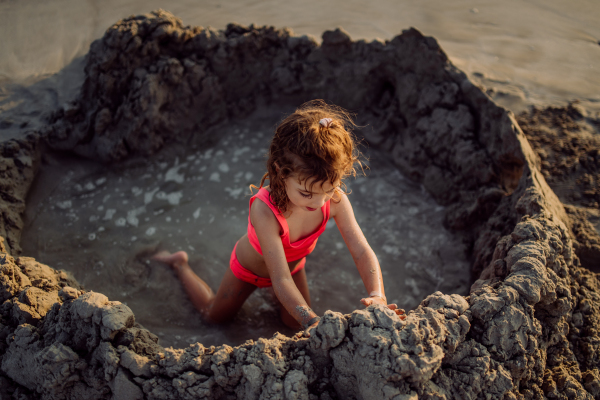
[332,192,404,317]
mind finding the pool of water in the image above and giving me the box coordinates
[21,106,470,348]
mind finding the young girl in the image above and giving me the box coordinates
[153,100,404,336]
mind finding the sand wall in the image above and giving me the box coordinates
[0,135,40,256]
[0,10,599,399]
[517,105,600,272]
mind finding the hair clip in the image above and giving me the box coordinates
[319,118,333,128]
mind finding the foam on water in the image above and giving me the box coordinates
[21,108,470,348]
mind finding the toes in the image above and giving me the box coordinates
[174,251,189,264]
[150,250,188,266]
[151,251,172,261]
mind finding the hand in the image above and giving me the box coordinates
[300,320,320,338]
[295,316,320,338]
[361,296,406,320]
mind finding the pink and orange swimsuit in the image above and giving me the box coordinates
[229,187,331,287]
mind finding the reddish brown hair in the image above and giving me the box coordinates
[252,100,363,212]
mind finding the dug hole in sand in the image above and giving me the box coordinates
[0,10,599,400]
[21,107,472,350]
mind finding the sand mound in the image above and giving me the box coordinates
[517,104,600,272]
[0,10,598,399]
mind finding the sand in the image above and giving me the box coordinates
[517,105,600,274]
[20,108,471,349]
[1,1,599,109]
[0,8,599,400]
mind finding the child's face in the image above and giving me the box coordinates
[284,176,339,212]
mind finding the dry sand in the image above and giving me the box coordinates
[1,0,599,143]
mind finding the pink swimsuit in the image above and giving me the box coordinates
[229,188,331,287]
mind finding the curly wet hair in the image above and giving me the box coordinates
[252,100,364,213]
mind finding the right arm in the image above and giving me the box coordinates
[251,200,319,331]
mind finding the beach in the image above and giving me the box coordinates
[0,2,599,399]
[1,0,599,134]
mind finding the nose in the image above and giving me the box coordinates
[312,195,327,208]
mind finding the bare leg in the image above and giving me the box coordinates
[152,251,256,323]
[277,267,311,329]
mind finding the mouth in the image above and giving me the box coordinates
[306,207,317,211]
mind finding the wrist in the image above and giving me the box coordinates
[369,291,386,303]
[295,305,319,329]
[302,316,320,329]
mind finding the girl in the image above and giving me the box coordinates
[153,100,404,336]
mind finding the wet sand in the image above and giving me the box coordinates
[1,11,599,398]
[21,105,470,348]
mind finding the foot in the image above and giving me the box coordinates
[151,250,189,273]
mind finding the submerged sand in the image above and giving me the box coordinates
[0,9,599,400]
[21,105,470,348]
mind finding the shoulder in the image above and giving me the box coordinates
[329,189,351,219]
[251,196,281,233]
[251,195,275,220]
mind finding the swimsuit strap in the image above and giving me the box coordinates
[247,187,331,260]
[251,188,289,237]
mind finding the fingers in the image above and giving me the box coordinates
[394,308,406,320]
[362,299,407,320]
[297,321,319,338]
[385,304,407,319]
[361,298,373,306]
[304,323,319,338]
[296,329,311,338]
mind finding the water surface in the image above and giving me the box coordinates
[22,106,470,347]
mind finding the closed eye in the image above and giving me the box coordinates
[299,192,311,198]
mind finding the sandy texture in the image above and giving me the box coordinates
[2,0,599,119]
[517,104,600,273]
[0,10,598,399]
[43,11,524,273]
[20,112,472,349]
[0,135,40,255]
